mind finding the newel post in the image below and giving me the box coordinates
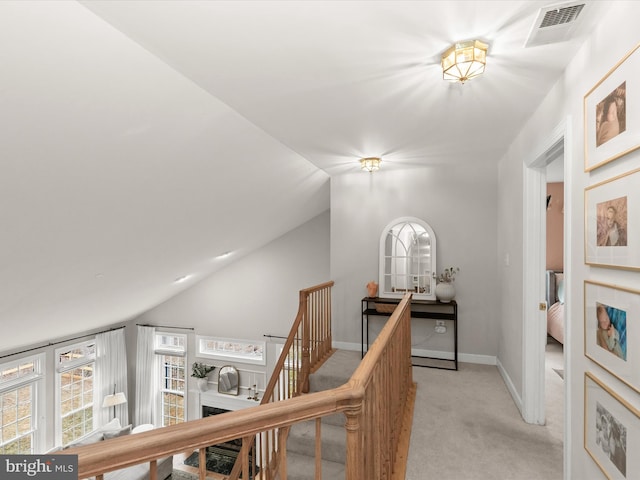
[300,291,311,393]
[344,404,365,480]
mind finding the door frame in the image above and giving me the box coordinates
[522,116,572,478]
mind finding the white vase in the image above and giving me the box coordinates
[435,282,455,303]
[196,378,209,392]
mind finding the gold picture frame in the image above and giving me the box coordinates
[584,42,640,172]
[585,167,640,270]
[584,281,638,394]
[584,372,639,479]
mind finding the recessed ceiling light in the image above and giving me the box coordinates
[173,275,191,284]
[216,251,232,259]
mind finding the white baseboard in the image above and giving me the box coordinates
[496,357,523,415]
[332,342,497,366]
[332,341,360,352]
[458,353,497,365]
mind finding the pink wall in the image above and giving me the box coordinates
[546,182,564,271]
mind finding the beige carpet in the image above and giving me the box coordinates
[406,357,563,480]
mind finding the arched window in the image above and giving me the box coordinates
[379,217,436,300]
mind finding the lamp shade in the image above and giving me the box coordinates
[442,40,488,83]
[102,392,127,408]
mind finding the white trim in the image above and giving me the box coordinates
[562,117,573,480]
[458,353,496,365]
[332,341,496,366]
[410,348,496,365]
[497,357,523,414]
[196,335,266,366]
[522,119,567,426]
[0,353,45,453]
[522,163,546,425]
[332,341,360,352]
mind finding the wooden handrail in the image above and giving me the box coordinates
[65,290,414,480]
[226,280,334,478]
[261,280,334,405]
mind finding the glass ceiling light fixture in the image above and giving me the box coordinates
[441,40,488,84]
[360,157,381,173]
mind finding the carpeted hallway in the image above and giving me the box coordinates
[169,347,564,479]
[406,357,563,480]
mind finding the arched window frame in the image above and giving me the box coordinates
[379,217,437,300]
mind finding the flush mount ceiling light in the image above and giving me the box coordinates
[360,157,381,173]
[441,40,489,84]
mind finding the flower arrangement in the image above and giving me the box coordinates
[437,266,460,283]
[191,362,215,378]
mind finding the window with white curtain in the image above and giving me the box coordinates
[55,341,95,446]
[0,354,44,454]
[155,333,186,426]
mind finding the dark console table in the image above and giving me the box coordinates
[361,297,458,370]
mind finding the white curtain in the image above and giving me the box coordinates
[94,329,129,427]
[134,326,157,427]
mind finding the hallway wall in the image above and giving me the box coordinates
[330,165,499,361]
[496,2,640,477]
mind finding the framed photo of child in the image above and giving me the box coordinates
[584,42,640,172]
[585,280,639,393]
[585,167,640,270]
[584,372,639,479]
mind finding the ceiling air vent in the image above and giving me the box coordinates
[524,2,586,48]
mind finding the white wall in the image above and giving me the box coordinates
[330,166,499,361]
[496,145,525,394]
[496,2,640,477]
[133,210,330,418]
[136,210,330,338]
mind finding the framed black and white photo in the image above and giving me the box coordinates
[585,167,640,270]
[584,281,639,393]
[584,372,639,479]
[584,43,640,172]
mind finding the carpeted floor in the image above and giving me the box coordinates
[406,352,563,480]
[168,346,565,480]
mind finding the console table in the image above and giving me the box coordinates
[361,297,458,370]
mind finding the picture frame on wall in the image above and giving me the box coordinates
[584,42,640,172]
[584,372,639,479]
[585,167,640,270]
[584,280,639,394]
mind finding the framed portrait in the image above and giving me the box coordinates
[584,281,639,393]
[584,42,640,172]
[585,167,640,269]
[584,372,640,479]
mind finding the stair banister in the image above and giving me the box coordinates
[67,287,415,480]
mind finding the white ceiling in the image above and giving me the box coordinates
[0,0,601,352]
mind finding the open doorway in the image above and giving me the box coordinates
[544,153,564,444]
[522,118,571,477]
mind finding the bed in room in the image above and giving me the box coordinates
[546,270,565,344]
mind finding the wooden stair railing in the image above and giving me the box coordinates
[66,291,415,480]
[227,280,334,479]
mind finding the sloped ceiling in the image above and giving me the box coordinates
[0,0,603,352]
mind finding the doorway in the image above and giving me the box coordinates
[543,152,565,445]
[522,117,572,478]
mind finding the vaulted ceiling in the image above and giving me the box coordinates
[0,1,603,352]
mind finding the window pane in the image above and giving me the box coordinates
[58,362,94,446]
[159,355,185,427]
[57,342,96,368]
[0,383,32,453]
